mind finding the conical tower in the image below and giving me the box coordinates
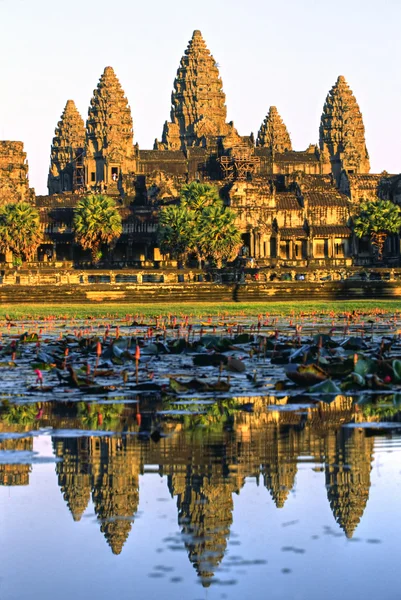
[155,30,237,150]
[325,428,374,538]
[319,75,370,182]
[53,438,92,522]
[86,66,136,187]
[256,106,292,153]
[262,430,298,508]
[174,473,234,587]
[91,437,140,555]
[48,100,86,194]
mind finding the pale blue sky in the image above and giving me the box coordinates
[1,0,400,194]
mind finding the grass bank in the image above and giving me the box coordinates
[0,300,400,320]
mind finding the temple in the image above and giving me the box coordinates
[1,29,400,267]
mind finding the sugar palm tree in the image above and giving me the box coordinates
[353,200,401,260]
[73,195,122,262]
[0,202,42,262]
[180,181,220,211]
[157,204,196,261]
[158,182,241,268]
[199,204,242,268]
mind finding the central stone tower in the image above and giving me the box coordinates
[155,30,238,150]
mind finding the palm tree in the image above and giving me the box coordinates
[157,182,241,268]
[180,181,220,211]
[73,195,122,262]
[157,204,196,261]
[353,200,401,260]
[199,204,242,268]
[0,202,42,262]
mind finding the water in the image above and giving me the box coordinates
[1,310,401,599]
[1,399,401,600]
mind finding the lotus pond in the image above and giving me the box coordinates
[1,307,401,599]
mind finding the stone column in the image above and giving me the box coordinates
[255,233,260,258]
[265,235,271,258]
[249,230,255,257]
[260,235,266,258]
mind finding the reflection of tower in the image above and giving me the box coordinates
[262,429,298,508]
[91,437,140,555]
[53,437,92,521]
[325,428,374,538]
[168,465,236,587]
[0,434,32,486]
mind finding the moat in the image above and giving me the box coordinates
[1,310,401,599]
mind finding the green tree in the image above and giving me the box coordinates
[199,204,242,268]
[0,202,42,262]
[180,181,220,211]
[157,182,241,268]
[353,200,401,260]
[157,204,196,261]
[73,195,122,262]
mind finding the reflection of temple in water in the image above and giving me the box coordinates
[0,423,32,486]
[262,429,298,508]
[324,428,374,538]
[168,460,240,587]
[54,437,91,521]
[0,396,378,581]
[53,436,140,555]
[91,437,140,555]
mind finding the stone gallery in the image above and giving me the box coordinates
[1,30,400,266]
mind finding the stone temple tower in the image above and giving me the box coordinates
[85,66,136,188]
[155,30,238,150]
[256,106,292,153]
[319,75,370,183]
[48,100,86,194]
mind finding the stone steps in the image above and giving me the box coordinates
[0,282,400,304]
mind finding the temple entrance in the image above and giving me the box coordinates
[270,237,277,259]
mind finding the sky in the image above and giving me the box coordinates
[0,0,400,195]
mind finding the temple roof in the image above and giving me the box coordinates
[346,173,394,189]
[275,151,319,164]
[312,225,351,237]
[276,193,302,210]
[304,190,350,207]
[280,227,307,239]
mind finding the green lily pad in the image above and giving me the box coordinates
[392,359,401,383]
[308,379,342,394]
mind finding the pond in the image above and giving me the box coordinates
[0,310,401,599]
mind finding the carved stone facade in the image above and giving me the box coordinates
[0,141,33,205]
[86,66,137,191]
[256,106,292,153]
[48,100,86,195]
[320,76,370,184]
[155,30,239,151]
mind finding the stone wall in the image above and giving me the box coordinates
[0,141,33,204]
